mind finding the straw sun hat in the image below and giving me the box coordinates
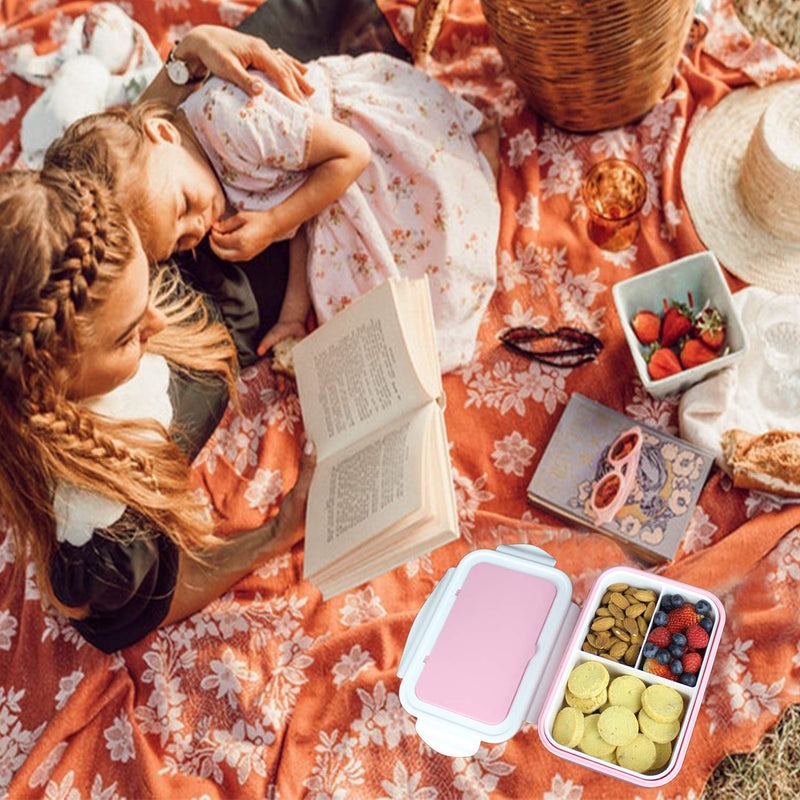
[682,80,800,292]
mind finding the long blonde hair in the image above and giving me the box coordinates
[0,168,237,608]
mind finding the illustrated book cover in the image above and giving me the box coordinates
[526,393,714,563]
[293,277,459,599]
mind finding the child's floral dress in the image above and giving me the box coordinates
[183,52,500,372]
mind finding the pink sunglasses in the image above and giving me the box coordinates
[587,426,643,525]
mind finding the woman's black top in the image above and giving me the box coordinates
[48,243,288,654]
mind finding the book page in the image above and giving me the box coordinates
[294,279,437,460]
[303,405,433,578]
[313,405,459,597]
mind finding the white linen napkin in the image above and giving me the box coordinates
[679,286,800,466]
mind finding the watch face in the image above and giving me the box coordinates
[166,57,190,85]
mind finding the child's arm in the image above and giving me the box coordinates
[209,113,370,262]
[257,230,311,357]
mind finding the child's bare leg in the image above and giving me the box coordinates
[474,115,500,182]
[257,229,311,358]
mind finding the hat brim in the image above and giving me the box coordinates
[682,80,800,292]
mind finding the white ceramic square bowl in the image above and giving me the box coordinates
[612,252,748,398]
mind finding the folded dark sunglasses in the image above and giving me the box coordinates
[498,325,604,367]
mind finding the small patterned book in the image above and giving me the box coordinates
[526,393,715,563]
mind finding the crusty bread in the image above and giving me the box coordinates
[411,0,451,61]
[720,428,800,497]
[271,336,300,379]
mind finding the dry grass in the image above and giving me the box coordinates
[697,5,799,794]
[732,0,800,59]
[698,2,800,793]
[704,704,800,798]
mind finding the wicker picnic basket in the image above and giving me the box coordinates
[413,0,695,132]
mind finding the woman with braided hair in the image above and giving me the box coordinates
[0,168,315,652]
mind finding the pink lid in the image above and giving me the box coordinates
[414,562,557,724]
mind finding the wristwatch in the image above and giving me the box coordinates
[165,44,201,86]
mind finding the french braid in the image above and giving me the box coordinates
[2,173,159,488]
[0,168,236,610]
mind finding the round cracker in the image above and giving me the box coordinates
[597,705,639,747]
[641,684,684,724]
[638,708,681,744]
[650,740,673,772]
[608,675,646,713]
[567,661,610,699]
[617,732,657,773]
[552,706,585,749]
[565,685,607,714]
[578,714,616,758]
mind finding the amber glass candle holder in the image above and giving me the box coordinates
[582,159,647,251]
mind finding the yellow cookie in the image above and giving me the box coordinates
[616,733,657,773]
[641,684,684,724]
[638,709,681,744]
[608,675,646,713]
[567,661,610,699]
[577,714,616,758]
[596,748,617,764]
[650,740,673,772]
[597,705,639,747]
[565,686,607,713]
[552,706,585,749]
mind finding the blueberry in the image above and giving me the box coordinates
[680,672,698,687]
[699,617,714,634]
[643,642,659,659]
[661,596,674,612]
[670,659,684,675]
[657,649,672,666]
[695,599,711,615]
[653,611,669,627]
[669,644,685,658]
[671,594,685,608]
[672,632,687,647]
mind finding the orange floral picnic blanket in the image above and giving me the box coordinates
[2,1,800,797]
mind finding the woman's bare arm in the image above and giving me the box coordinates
[139,24,312,107]
[162,439,315,625]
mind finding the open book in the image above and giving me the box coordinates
[293,277,459,599]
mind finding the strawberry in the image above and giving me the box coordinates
[660,300,693,347]
[643,658,672,680]
[666,604,699,634]
[648,346,682,381]
[679,338,718,370]
[631,310,661,345]
[685,624,710,649]
[694,304,726,351]
[682,652,703,674]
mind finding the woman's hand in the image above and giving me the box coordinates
[174,24,313,98]
[266,438,316,554]
[163,438,316,626]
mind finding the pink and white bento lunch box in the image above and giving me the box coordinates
[397,544,725,787]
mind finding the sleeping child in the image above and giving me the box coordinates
[45,52,501,372]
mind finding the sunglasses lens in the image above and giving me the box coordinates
[593,472,621,509]
[609,432,639,462]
